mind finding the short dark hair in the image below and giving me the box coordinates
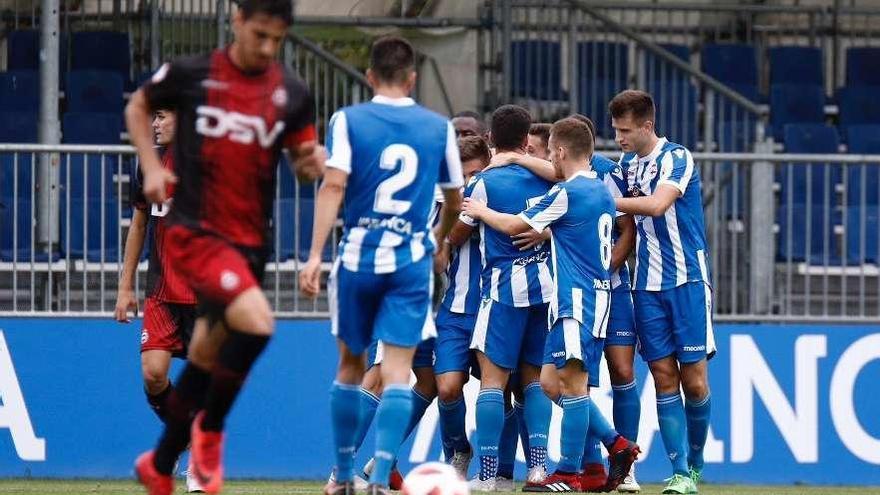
[452,110,488,135]
[238,0,293,25]
[490,104,532,151]
[550,117,594,160]
[528,123,551,148]
[608,89,656,123]
[370,35,416,85]
[458,136,491,165]
[567,113,596,140]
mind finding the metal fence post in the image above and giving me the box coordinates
[217,0,228,49]
[750,138,775,315]
[38,0,61,250]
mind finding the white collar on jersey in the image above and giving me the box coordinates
[372,95,416,106]
[637,137,668,164]
[567,169,597,182]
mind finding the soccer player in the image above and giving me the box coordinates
[462,117,640,493]
[452,110,489,140]
[126,1,325,494]
[299,36,463,495]
[526,123,551,160]
[114,108,203,493]
[449,104,555,491]
[609,90,714,495]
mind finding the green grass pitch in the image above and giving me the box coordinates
[0,480,878,494]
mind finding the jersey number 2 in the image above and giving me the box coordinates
[374,144,418,215]
[599,213,613,270]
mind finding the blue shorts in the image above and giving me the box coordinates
[434,306,476,375]
[543,318,603,386]
[330,256,435,356]
[604,289,637,347]
[633,281,716,364]
[366,338,435,370]
[470,299,549,370]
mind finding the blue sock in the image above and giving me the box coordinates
[439,397,470,458]
[369,385,413,487]
[685,393,711,471]
[352,388,381,454]
[497,407,518,479]
[612,381,641,442]
[476,388,505,481]
[524,382,551,470]
[657,392,689,476]
[514,399,530,455]
[588,399,620,447]
[558,395,590,473]
[582,433,603,466]
[402,388,433,442]
[330,382,362,482]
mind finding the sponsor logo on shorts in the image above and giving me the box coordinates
[682,345,706,352]
[220,270,240,291]
[140,330,149,344]
[615,330,635,337]
[552,351,566,358]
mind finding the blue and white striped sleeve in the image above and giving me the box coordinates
[438,121,464,189]
[603,171,627,218]
[658,147,694,195]
[518,184,569,232]
[325,110,352,173]
[459,176,487,226]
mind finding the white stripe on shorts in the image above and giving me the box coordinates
[562,318,582,362]
[592,290,610,339]
[470,299,493,353]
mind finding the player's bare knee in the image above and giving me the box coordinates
[437,380,464,403]
[225,289,274,336]
[539,373,559,402]
[361,366,383,395]
[681,372,709,401]
[141,367,169,395]
[608,360,635,385]
[414,372,437,399]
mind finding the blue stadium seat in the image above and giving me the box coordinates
[649,79,698,148]
[777,124,841,263]
[578,41,628,84]
[844,126,880,263]
[7,30,69,88]
[0,197,60,262]
[277,158,317,199]
[838,87,880,137]
[60,198,120,261]
[0,112,38,142]
[0,71,39,111]
[846,47,880,87]
[1,152,36,199]
[702,43,758,86]
[713,84,759,151]
[67,70,124,112]
[511,40,564,101]
[644,43,690,81]
[577,78,626,139]
[62,112,121,144]
[71,31,132,89]
[770,84,825,140]
[275,198,330,262]
[768,46,824,86]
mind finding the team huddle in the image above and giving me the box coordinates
[115,2,714,495]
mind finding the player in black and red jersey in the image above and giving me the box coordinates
[114,107,204,493]
[125,1,325,494]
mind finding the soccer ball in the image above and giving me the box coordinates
[401,462,470,495]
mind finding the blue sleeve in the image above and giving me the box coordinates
[518,184,569,232]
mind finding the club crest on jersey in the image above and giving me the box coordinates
[195,105,285,149]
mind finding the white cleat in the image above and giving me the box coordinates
[449,449,474,479]
[526,465,547,485]
[617,464,641,493]
[495,476,515,491]
[185,457,205,493]
[469,476,498,492]
[327,469,369,491]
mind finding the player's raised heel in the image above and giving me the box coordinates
[135,451,174,495]
[603,437,640,492]
[190,411,225,494]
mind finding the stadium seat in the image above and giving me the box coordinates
[768,46,824,86]
[0,152,36,200]
[510,40,564,101]
[577,78,626,139]
[71,31,132,89]
[578,41,628,84]
[0,197,54,262]
[60,113,122,199]
[843,125,880,263]
[701,43,758,86]
[644,43,690,81]
[846,47,880,87]
[7,30,69,89]
[776,124,841,263]
[67,70,124,113]
[0,112,38,142]
[275,197,330,262]
[62,112,122,144]
[650,79,698,148]
[838,87,880,138]
[770,84,825,140]
[0,71,39,111]
[60,197,121,261]
[712,84,759,152]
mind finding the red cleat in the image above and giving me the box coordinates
[580,463,607,492]
[523,470,582,492]
[604,436,640,492]
[190,411,225,494]
[389,468,404,491]
[135,451,174,495]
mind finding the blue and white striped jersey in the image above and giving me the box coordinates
[620,138,711,291]
[592,154,632,291]
[440,233,483,314]
[326,96,464,274]
[519,170,615,335]
[460,165,554,308]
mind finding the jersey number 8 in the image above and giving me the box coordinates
[598,213,613,270]
[374,144,418,216]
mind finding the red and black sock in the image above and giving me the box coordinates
[200,330,269,432]
[153,363,211,475]
[146,383,173,424]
